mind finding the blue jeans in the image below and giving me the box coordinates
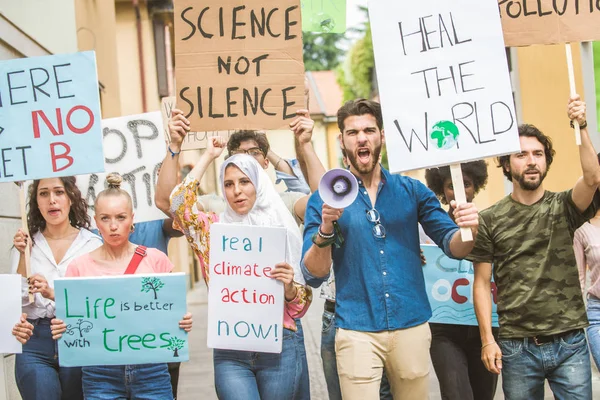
[320,307,392,400]
[499,329,592,400]
[15,318,83,400]
[214,327,309,400]
[586,296,600,370]
[82,364,172,400]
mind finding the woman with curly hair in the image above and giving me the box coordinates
[424,160,499,400]
[10,177,102,400]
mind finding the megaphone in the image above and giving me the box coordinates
[318,168,359,209]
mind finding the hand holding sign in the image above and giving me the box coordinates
[169,109,191,150]
[179,312,193,332]
[12,229,29,254]
[290,109,315,144]
[451,200,479,241]
[50,318,67,340]
[270,262,297,300]
[567,95,587,126]
[206,136,227,161]
[29,274,55,300]
[12,313,33,345]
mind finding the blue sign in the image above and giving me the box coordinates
[0,51,104,182]
[55,273,188,367]
[422,245,499,327]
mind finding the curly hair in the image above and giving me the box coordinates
[28,176,91,240]
[497,124,555,181]
[227,130,270,157]
[425,160,489,205]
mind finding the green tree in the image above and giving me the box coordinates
[141,277,164,300]
[166,336,186,357]
[303,32,346,71]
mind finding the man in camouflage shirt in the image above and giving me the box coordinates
[468,96,600,399]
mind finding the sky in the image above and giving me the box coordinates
[346,0,367,30]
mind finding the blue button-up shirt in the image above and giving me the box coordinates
[301,167,459,332]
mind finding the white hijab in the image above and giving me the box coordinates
[219,154,306,285]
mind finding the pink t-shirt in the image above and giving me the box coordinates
[66,247,173,277]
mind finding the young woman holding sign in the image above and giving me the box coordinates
[49,174,192,400]
[11,176,102,400]
[161,137,312,400]
[424,161,499,400]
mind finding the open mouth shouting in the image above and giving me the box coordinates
[47,207,61,217]
[357,147,371,164]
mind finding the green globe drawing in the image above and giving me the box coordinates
[430,121,460,150]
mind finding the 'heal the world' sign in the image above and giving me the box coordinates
[0,51,104,182]
[369,0,520,173]
[208,223,286,353]
[55,273,188,367]
[422,245,498,327]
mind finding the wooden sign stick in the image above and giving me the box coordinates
[18,183,33,303]
[450,163,473,242]
[565,43,582,146]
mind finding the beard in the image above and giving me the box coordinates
[511,167,547,191]
[346,144,382,174]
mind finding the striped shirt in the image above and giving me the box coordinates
[574,221,600,298]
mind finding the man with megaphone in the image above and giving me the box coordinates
[301,99,480,400]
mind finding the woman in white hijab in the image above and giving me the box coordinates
[168,137,312,400]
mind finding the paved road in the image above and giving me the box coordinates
[178,286,600,399]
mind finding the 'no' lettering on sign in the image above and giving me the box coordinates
[0,51,104,183]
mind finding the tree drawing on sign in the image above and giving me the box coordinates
[141,277,164,300]
[166,336,186,357]
[65,319,94,338]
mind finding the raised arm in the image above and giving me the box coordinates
[569,95,600,212]
[292,110,326,192]
[474,262,502,375]
[155,109,190,216]
[266,149,296,176]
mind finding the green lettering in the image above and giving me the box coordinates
[64,289,84,318]
[103,329,118,352]
[159,332,171,348]
[142,333,157,349]
[127,335,142,350]
[104,298,116,319]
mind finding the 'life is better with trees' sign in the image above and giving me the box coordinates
[54,273,188,367]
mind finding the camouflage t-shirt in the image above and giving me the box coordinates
[467,190,593,339]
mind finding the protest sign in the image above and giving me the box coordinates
[76,111,167,223]
[301,0,346,33]
[499,0,600,47]
[0,51,103,183]
[369,0,520,173]
[0,274,23,354]
[422,245,499,327]
[54,273,188,367]
[207,223,286,353]
[161,96,234,150]
[174,0,306,131]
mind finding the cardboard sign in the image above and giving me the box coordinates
[174,0,306,131]
[422,245,499,327]
[301,0,346,33]
[499,0,600,47]
[0,274,23,354]
[207,223,286,353]
[55,273,188,367]
[369,0,520,173]
[76,111,167,224]
[0,51,104,183]
[161,96,234,150]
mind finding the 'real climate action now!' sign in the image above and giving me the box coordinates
[207,223,287,354]
[369,0,520,173]
[54,273,188,367]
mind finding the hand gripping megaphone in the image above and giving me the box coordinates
[318,168,359,209]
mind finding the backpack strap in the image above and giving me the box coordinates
[124,246,147,275]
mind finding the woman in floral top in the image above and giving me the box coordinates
[167,137,312,400]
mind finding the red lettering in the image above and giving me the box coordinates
[491,282,498,304]
[451,278,469,304]
[32,109,63,139]
[50,142,73,172]
[66,105,94,134]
